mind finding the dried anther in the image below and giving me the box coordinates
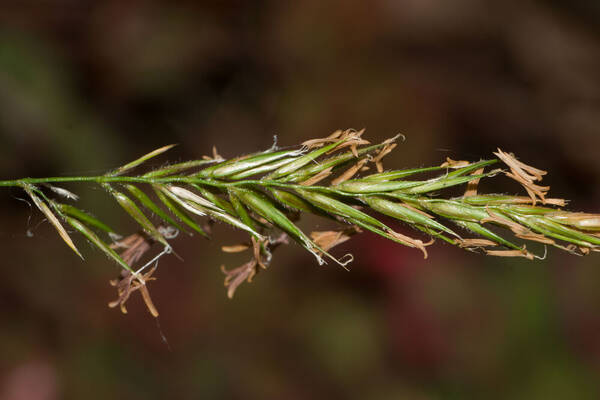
[386,228,432,259]
[401,202,435,218]
[107,231,161,316]
[441,158,471,168]
[300,167,334,186]
[482,208,530,236]
[505,171,550,204]
[303,129,370,154]
[331,158,370,186]
[372,137,398,173]
[515,232,555,245]
[482,196,566,206]
[494,149,546,180]
[221,261,257,299]
[485,248,534,260]
[110,232,153,265]
[109,266,159,317]
[494,149,550,205]
[329,128,369,156]
[221,236,286,298]
[221,243,250,253]
[458,239,498,248]
[252,236,268,270]
[463,168,485,197]
[202,146,224,161]
[302,129,343,149]
[310,226,361,253]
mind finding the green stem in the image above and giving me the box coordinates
[0,176,150,186]
[0,176,356,197]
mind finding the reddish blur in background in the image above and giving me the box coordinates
[1,1,600,399]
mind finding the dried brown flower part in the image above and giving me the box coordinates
[482,208,530,236]
[302,129,344,149]
[538,198,567,206]
[255,215,272,226]
[221,236,287,298]
[386,228,432,259]
[310,227,361,253]
[331,158,370,186]
[550,242,592,255]
[494,149,550,205]
[401,202,435,218]
[485,197,566,206]
[106,231,161,316]
[300,167,334,186]
[464,168,485,197]
[202,145,224,161]
[505,171,550,205]
[212,146,222,160]
[221,243,250,253]
[328,128,369,156]
[486,248,534,260]
[109,266,159,317]
[515,232,556,245]
[483,208,577,252]
[301,129,369,158]
[110,232,153,265]
[251,237,268,270]
[458,238,498,248]
[441,158,471,168]
[495,149,547,180]
[139,280,159,317]
[221,261,257,299]
[372,137,399,173]
[563,244,586,255]
[329,129,343,139]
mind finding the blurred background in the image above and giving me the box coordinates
[1,1,600,399]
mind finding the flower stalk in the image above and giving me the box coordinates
[2,130,599,315]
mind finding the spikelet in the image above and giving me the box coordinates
[5,129,599,314]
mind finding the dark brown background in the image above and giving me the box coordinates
[1,1,600,399]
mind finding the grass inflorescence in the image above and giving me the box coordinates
[2,129,599,316]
